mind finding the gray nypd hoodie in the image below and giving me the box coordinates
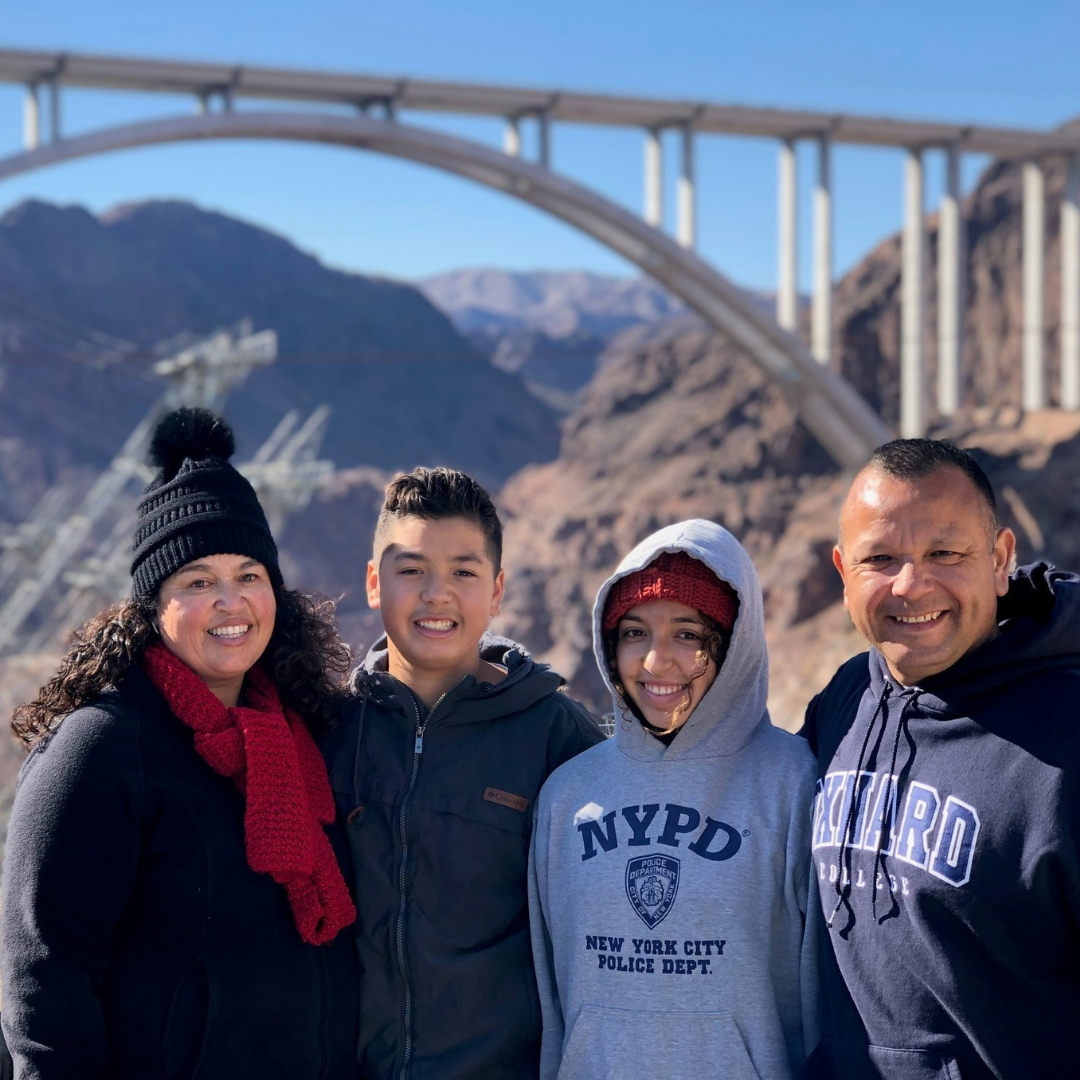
[528,519,819,1080]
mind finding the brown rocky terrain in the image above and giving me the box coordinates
[492,151,1080,729]
[834,155,1074,422]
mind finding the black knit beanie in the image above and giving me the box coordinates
[130,408,282,600]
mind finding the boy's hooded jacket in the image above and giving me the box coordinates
[528,520,819,1080]
[322,634,602,1080]
[800,563,1080,1080]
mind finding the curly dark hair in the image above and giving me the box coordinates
[12,586,351,750]
[602,610,732,737]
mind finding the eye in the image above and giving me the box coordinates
[929,550,963,563]
[676,630,703,643]
[188,578,212,589]
[619,626,645,640]
[860,554,894,566]
[454,568,478,577]
[239,571,260,583]
[398,567,422,576]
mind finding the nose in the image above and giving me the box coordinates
[214,582,245,611]
[891,559,933,600]
[420,572,452,605]
[644,641,678,674]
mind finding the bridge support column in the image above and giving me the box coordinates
[503,116,521,158]
[196,90,211,115]
[48,77,61,143]
[1061,153,1080,409]
[537,110,550,168]
[677,125,695,249]
[902,148,926,438]
[777,138,798,332]
[1023,160,1046,411]
[23,83,40,150]
[644,127,663,228]
[937,144,964,416]
[812,134,832,365]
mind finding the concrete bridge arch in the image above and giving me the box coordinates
[0,109,891,468]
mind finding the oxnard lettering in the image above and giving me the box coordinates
[813,770,981,887]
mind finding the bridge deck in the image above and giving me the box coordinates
[0,46,1075,157]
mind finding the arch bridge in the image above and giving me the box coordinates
[0,48,1076,466]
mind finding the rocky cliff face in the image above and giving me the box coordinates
[492,152,1080,727]
[833,155,1073,423]
[492,315,840,718]
[0,199,559,507]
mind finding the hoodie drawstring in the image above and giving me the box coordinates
[871,692,919,924]
[826,682,891,935]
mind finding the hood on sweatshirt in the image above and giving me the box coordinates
[349,630,565,725]
[592,518,768,762]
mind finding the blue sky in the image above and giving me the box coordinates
[0,1,1077,290]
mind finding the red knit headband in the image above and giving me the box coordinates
[602,551,739,633]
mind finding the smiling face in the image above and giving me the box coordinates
[367,515,505,696]
[833,465,1015,686]
[155,553,277,706]
[614,598,719,733]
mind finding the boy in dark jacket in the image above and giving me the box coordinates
[323,467,603,1080]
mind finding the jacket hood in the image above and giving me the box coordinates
[592,518,768,761]
[351,631,564,723]
[867,562,1080,715]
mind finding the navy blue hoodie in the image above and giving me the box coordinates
[799,564,1080,1080]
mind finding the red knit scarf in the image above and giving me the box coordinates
[142,642,356,946]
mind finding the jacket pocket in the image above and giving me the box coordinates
[797,1037,961,1080]
[557,1004,763,1080]
[161,960,210,1080]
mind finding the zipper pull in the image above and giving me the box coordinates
[415,727,425,754]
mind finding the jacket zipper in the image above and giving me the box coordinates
[395,677,467,1080]
[315,944,329,1079]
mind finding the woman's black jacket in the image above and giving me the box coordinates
[0,666,359,1080]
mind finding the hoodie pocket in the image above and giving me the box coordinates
[557,1004,763,1080]
[161,960,210,1080]
[797,1037,961,1079]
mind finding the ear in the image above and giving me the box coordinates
[366,559,381,610]
[832,544,849,610]
[489,568,506,618]
[993,527,1017,596]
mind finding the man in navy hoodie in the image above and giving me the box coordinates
[800,438,1080,1080]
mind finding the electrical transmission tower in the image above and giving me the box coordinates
[0,322,335,658]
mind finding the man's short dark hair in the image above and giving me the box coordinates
[374,467,503,572]
[867,438,997,532]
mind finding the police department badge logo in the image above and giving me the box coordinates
[625,855,680,929]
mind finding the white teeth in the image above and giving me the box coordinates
[209,625,250,637]
[643,683,683,697]
[894,612,943,624]
[417,619,455,631]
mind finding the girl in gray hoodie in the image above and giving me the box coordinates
[528,519,819,1080]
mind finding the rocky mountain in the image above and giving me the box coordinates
[0,199,559,523]
[490,151,1080,727]
[834,155,1072,423]
[420,269,686,401]
[420,268,684,339]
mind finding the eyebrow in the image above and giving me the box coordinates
[392,550,485,564]
[176,558,260,574]
[619,613,706,626]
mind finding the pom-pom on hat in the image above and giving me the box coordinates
[130,407,281,600]
[602,550,739,633]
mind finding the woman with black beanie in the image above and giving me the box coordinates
[0,408,359,1080]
